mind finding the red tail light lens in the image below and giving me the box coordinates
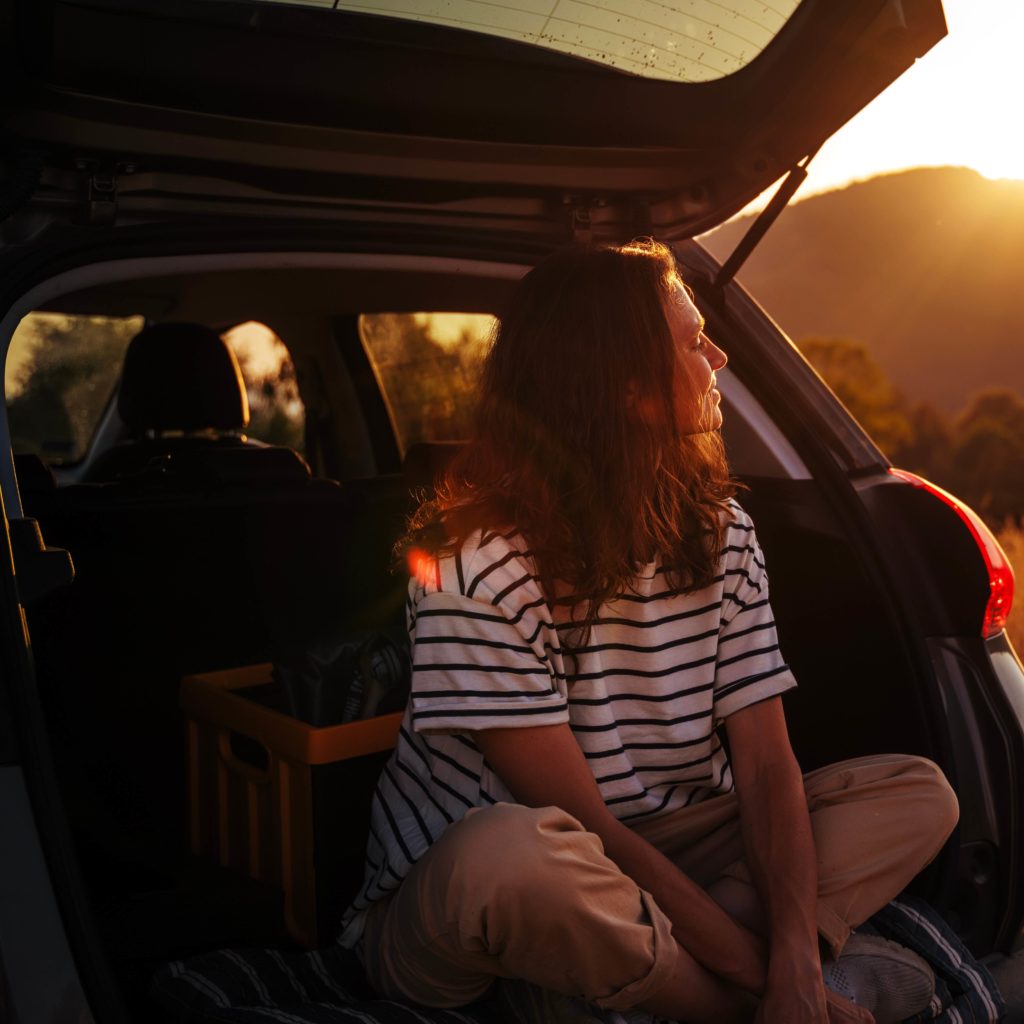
[889,468,1016,639]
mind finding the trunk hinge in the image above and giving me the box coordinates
[75,157,134,225]
[566,195,643,244]
[561,198,598,246]
[570,201,593,244]
[713,147,821,291]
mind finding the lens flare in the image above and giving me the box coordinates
[407,547,437,588]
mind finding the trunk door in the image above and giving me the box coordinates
[0,0,946,240]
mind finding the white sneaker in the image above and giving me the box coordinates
[822,933,936,1024]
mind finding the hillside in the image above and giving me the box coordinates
[700,167,1024,414]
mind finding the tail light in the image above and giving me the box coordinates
[889,468,1015,639]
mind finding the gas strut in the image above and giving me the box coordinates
[713,145,821,291]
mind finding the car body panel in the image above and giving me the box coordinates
[0,767,97,1024]
[928,635,1023,951]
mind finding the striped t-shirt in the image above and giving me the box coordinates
[337,499,796,946]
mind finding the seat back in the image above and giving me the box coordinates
[86,321,263,483]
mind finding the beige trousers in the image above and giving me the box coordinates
[361,754,959,1012]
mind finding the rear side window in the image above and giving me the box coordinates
[5,312,143,464]
[359,313,496,457]
[5,315,306,465]
[223,321,305,453]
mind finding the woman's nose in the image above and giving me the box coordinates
[707,337,728,370]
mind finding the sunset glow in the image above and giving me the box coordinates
[737,0,1024,215]
[816,0,1024,183]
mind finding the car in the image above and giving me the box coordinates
[1,0,1022,1021]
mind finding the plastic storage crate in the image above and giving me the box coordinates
[181,663,402,947]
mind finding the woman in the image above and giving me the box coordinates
[338,241,958,1024]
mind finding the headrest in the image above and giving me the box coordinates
[118,322,249,434]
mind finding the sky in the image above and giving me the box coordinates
[761,0,1024,205]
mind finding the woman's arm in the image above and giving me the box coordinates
[474,722,769,995]
[725,697,828,1023]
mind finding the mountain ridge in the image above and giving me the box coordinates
[700,166,1024,414]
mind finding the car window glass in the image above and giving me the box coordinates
[257,0,802,82]
[4,312,143,464]
[223,321,306,453]
[359,313,495,457]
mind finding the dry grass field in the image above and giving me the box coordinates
[996,522,1024,654]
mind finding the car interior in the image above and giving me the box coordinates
[4,251,949,1018]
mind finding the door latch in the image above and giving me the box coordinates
[75,157,135,225]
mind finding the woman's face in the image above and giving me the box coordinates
[663,278,728,433]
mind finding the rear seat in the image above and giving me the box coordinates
[20,461,417,972]
[18,434,466,979]
[84,320,262,483]
[19,324,413,886]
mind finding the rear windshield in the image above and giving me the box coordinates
[258,0,802,83]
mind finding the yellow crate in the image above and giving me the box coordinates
[181,663,401,947]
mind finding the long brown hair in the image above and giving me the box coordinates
[401,239,736,633]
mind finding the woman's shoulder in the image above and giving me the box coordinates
[455,524,526,571]
[721,497,756,534]
[413,525,538,602]
[714,499,762,570]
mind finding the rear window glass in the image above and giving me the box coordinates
[5,312,142,464]
[359,312,495,457]
[256,0,802,82]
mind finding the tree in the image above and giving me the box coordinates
[797,341,1024,523]
[222,322,305,451]
[957,389,1024,440]
[359,313,491,453]
[798,337,914,457]
[949,390,1024,523]
[6,313,140,461]
[896,401,954,482]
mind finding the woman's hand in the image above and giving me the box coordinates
[755,947,829,1023]
[474,723,771,999]
[727,700,828,1015]
[756,964,829,1023]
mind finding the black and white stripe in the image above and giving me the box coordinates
[337,500,796,948]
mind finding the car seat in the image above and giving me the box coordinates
[83,321,284,482]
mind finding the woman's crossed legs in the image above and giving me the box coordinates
[361,754,958,1023]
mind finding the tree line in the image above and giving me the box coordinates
[800,337,1024,527]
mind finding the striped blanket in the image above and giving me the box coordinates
[861,897,1004,1023]
[151,896,1003,1024]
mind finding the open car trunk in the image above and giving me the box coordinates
[7,239,985,1020]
